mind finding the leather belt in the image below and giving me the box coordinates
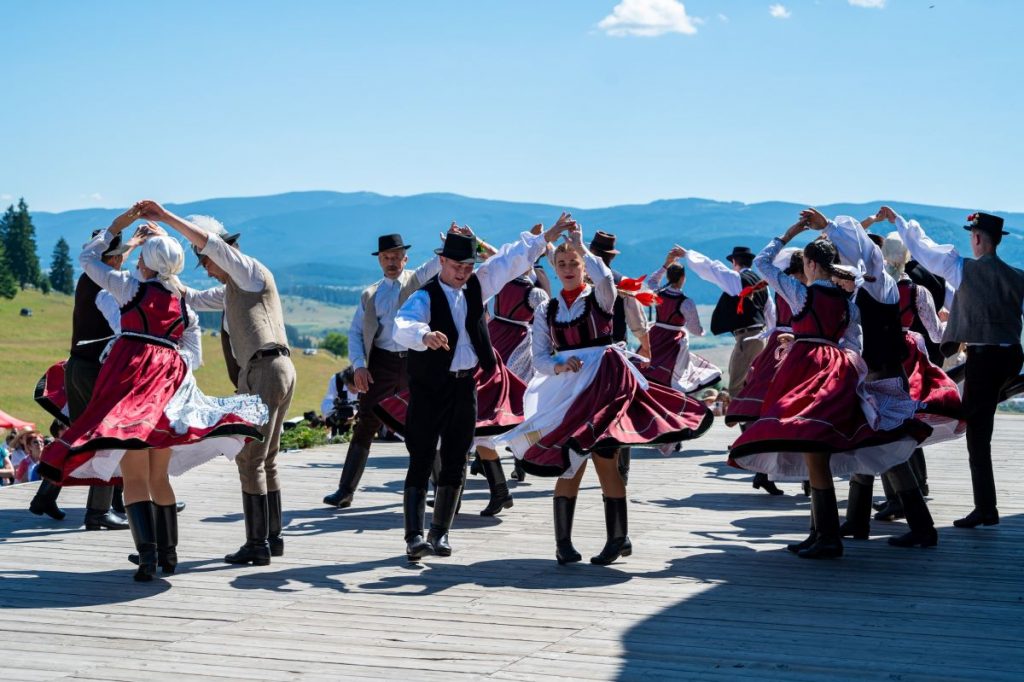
[449,368,476,378]
[252,347,291,361]
[733,325,764,336]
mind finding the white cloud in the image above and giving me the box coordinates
[769,4,792,19]
[0,193,12,201]
[79,192,103,202]
[598,0,699,37]
[718,13,729,23]
[849,0,886,7]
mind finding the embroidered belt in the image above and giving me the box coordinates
[653,322,686,332]
[120,331,178,349]
[493,315,531,328]
[793,336,839,348]
[557,336,613,351]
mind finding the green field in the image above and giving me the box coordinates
[0,289,345,429]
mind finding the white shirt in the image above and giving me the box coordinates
[182,233,269,337]
[81,229,202,369]
[393,231,548,371]
[348,256,441,369]
[683,252,775,331]
[321,373,359,416]
[823,216,899,305]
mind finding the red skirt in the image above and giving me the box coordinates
[39,338,267,486]
[726,330,788,425]
[488,318,529,365]
[902,332,965,443]
[375,357,527,437]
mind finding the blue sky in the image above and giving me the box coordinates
[2,0,1021,213]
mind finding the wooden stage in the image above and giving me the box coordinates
[2,418,1022,681]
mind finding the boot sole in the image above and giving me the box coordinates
[480,499,514,517]
[224,557,271,566]
[591,547,632,565]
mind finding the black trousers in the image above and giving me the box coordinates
[65,355,113,511]
[962,344,1024,512]
[350,350,409,450]
[404,374,476,489]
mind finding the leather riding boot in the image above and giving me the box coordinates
[84,486,129,530]
[874,473,904,520]
[479,458,513,517]
[786,510,817,554]
[510,458,527,482]
[111,484,125,514]
[591,496,632,565]
[268,489,284,557]
[839,478,872,539]
[427,484,462,557]
[753,472,784,495]
[224,493,271,565]
[29,480,66,520]
[323,443,370,508]
[554,496,582,564]
[469,451,483,477]
[426,452,442,508]
[798,487,843,559]
[155,503,179,573]
[909,448,929,496]
[889,487,938,548]
[403,487,432,561]
[126,501,158,581]
[618,447,631,486]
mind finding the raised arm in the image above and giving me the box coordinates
[475,216,570,301]
[80,224,139,305]
[820,213,897,304]
[683,249,742,296]
[753,221,810,313]
[183,285,226,312]
[886,207,964,289]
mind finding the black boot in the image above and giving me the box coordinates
[111,484,125,514]
[801,480,811,497]
[553,496,582,564]
[889,488,938,548]
[130,502,179,573]
[125,501,158,581]
[753,472,784,496]
[175,501,186,513]
[953,508,1000,528]
[84,486,128,530]
[839,478,872,540]
[910,448,929,497]
[29,481,66,520]
[510,459,526,482]
[268,489,284,557]
[798,487,843,559]
[591,496,632,565]
[224,493,271,565]
[323,444,369,508]
[618,447,631,486]
[479,458,513,517]
[469,452,483,477]
[873,474,904,520]
[786,511,817,554]
[427,484,462,557]
[403,487,432,561]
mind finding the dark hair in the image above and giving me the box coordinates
[732,254,754,269]
[976,228,1002,248]
[784,252,804,277]
[802,239,876,282]
[666,263,686,286]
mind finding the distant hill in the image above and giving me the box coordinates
[31,191,1024,305]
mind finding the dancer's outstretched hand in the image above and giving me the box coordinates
[423,331,450,351]
[800,208,828,230]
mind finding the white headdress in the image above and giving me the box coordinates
[141,235,186,295]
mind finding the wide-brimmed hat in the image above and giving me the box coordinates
[92,229,132,258]
[726,246,754,263]
[435,233,484,264]
[589,230,620,256]
[372,233,412,255]
[964,212,1008,236]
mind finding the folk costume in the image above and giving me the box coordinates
[393,231,549,560]
[322,234,440,509]
[489,273,549,382]
[895,211,1024,528]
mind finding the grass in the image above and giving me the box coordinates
[1,289,345,429]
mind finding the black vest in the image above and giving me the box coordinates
[855,288,907,375]
[69,274,114,363]
[611,270,628,343]
[710,269,767,335]
[407,275,496,384]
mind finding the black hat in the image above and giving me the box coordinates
[435,233,483,264]
[964,212,1008,236]
[193,232,241,267]
[589,231,620,256]
[726,246,754,263]
[372,233,411,255]
[91,229,132,258]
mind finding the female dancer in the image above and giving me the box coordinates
[729,219,925,559]
[496,225,713,565]
[639,246,721,394]
[39,215,268,581]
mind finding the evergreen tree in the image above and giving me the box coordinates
[48,237,75,295]
[0,238,17,299]
[0,199,42,289]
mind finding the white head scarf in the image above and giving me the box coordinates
[882,231,909,279]
[141,236,186,295]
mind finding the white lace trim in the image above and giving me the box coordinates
[164,372,269,434]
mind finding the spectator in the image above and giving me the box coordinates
[321,367,359,438]
[14,431,45,483]
[0,430,15,485]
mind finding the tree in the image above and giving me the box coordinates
[48,237,75,295]
[0,239,16,299]
[320,332,348,357]
[0,198,42,289]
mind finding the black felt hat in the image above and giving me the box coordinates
[964,212,1008,236]
[372,233,412,255]
[589,231,620,256]
[435,233,483,264]
[726,246,755,263]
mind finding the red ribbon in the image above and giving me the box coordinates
[635,291,662,307]
[736,280,769,314]
[617,274,647,293]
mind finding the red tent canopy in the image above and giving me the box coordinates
[0,408,34,430]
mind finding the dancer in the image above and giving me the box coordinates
[142,202,295,566]
[496,226,713,565]
[38,211,267,581]
[393,218,570,561]
[890,207,1024,528]
[730,220,926,559]
[322,231,440,509]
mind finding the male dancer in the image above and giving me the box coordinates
[322,233,439,508]
[394,216,569,560]
[891,207,1024,528]
[141,202,296,565]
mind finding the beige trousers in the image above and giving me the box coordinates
[236,354,296,494]
[727,332,766,397]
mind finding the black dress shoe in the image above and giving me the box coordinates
[323,487,354,508]
[873,499,904,522]
[953,509,999,528]
[85,509,130,531]
[753,473,784,496]
[786,531,818,554]
[797,535,844,559]
[888,527,938,548]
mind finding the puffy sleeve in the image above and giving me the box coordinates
[80,229,139,305]
[680,297,704,337]
[914,285,945,343]
[754,238,808,314]
[894,213,964,289]
[623,295,649,338]
[840,300,863,355]
[528,286,550,311]
[393,290,431,351]
[585,250,617,313]
[179,304,203,370]
[531,300,558,376]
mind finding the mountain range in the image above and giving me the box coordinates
[29,191,1024,305]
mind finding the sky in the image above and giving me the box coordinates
[2,0,1022,213]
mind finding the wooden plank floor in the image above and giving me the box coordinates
[2,417,1023,681]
